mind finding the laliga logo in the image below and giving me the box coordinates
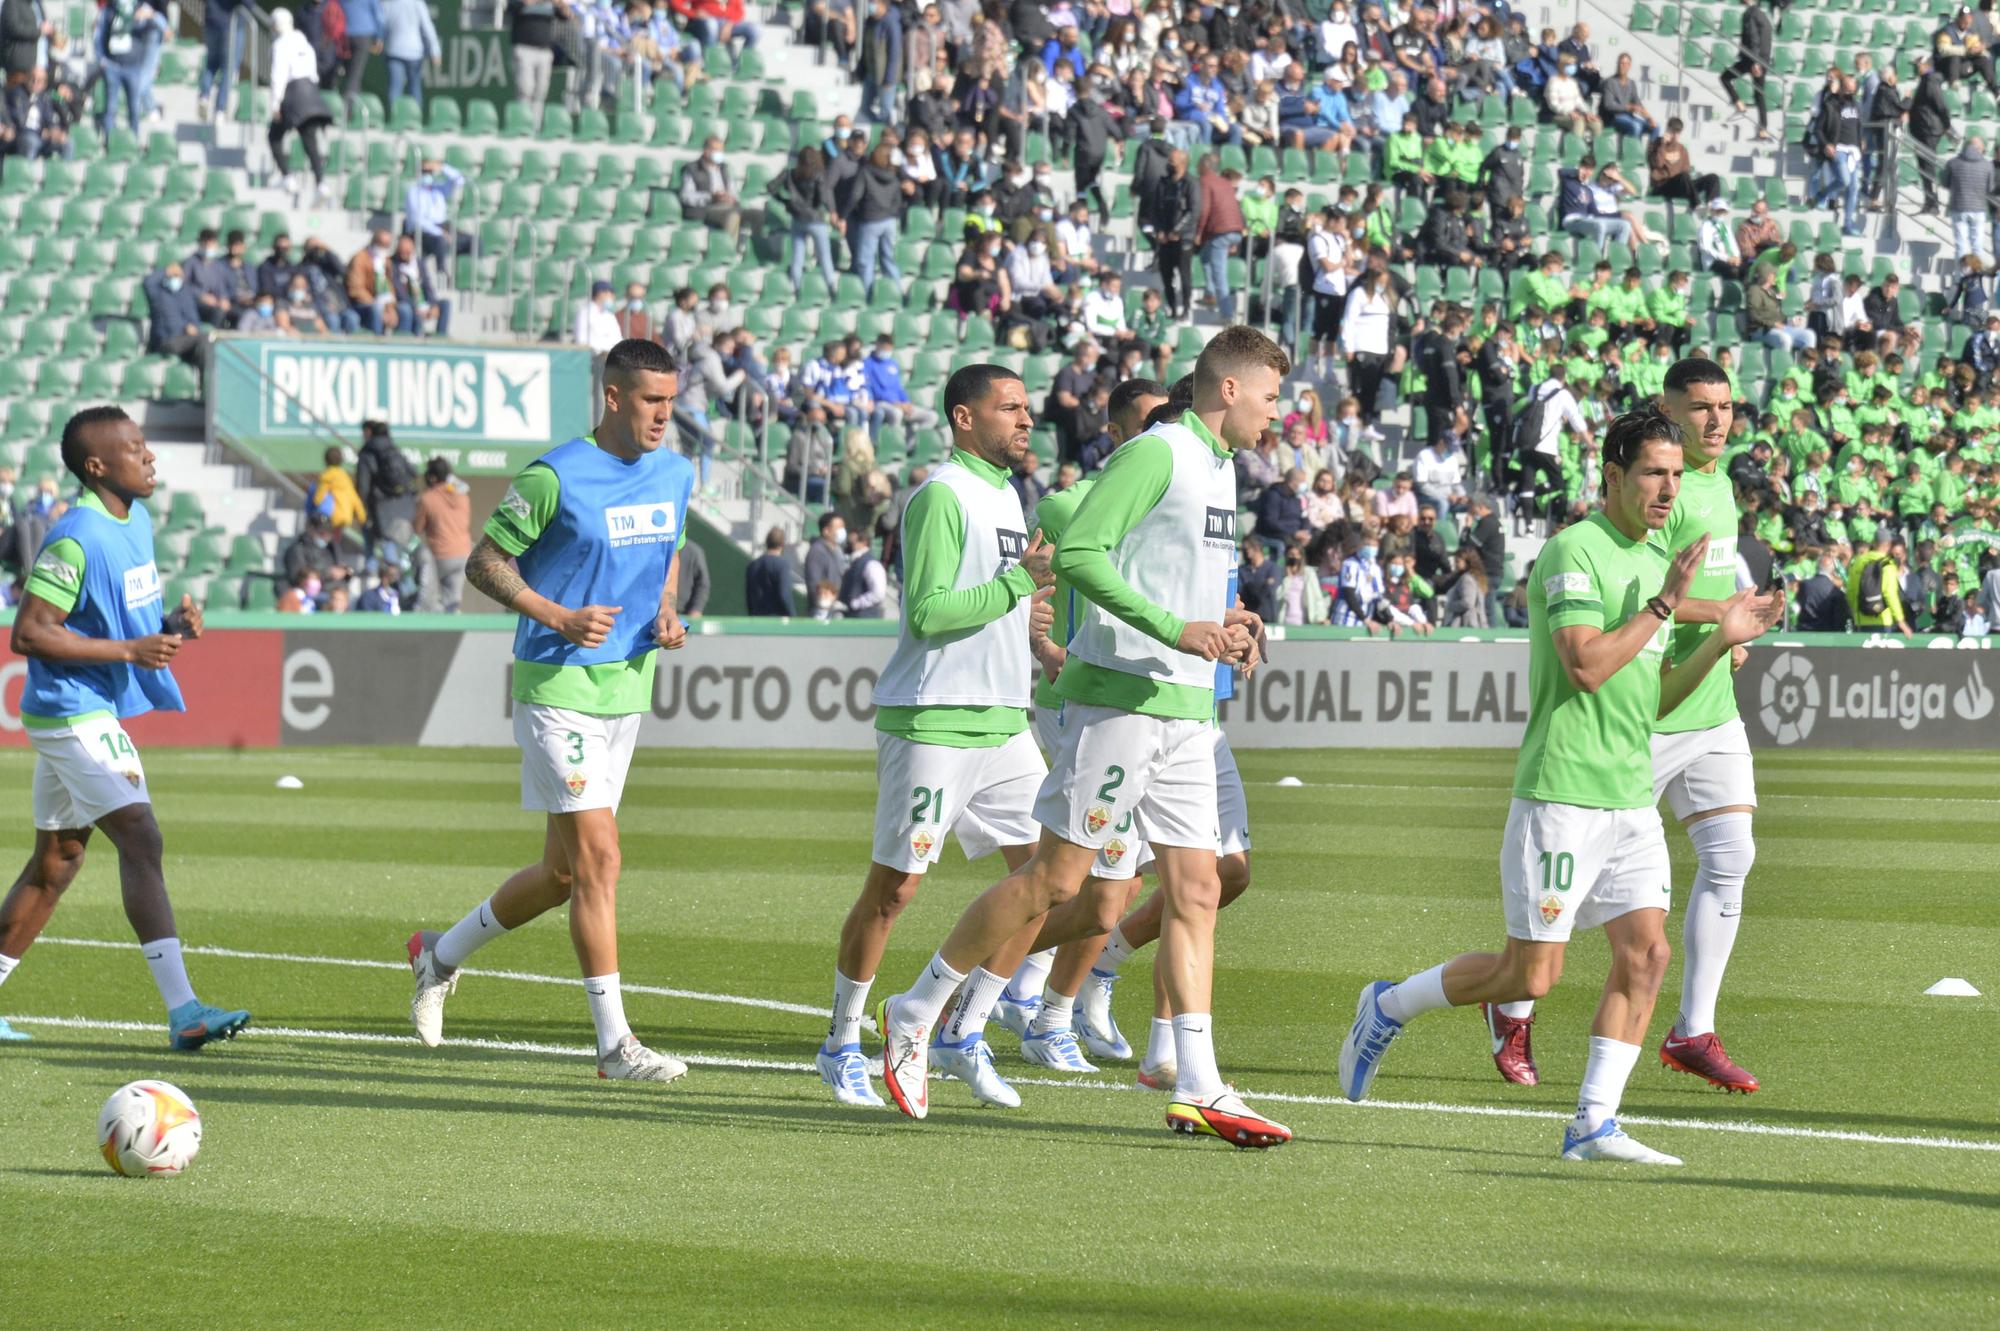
[1760,654,1993,746]
[1954,661,1995,722]
[1758,652,1818,746]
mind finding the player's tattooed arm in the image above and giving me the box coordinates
[466,534,529,609]
[469,534,620,648]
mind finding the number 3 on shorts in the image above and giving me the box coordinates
[563,731,585,766]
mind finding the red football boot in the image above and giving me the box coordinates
[1659,1029,1760,1093]
[1481,1003,1539,1086]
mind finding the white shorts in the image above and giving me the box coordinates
[1036,702,1144,880]
[1034,704,1220,874]
[29,715,150,831]
[1133,725,1251,873]
[1500,798,1672,943]
[1652,717,1758,821]
[515,703,642,815]
[871,729,1044,874]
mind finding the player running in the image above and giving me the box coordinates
[404,339,695,1082]
[996,380,1259,1093]
[0,406,248,1049]
[873,326,1287,1148]
[815,363,1056,1110]
[1338,408,1778,1165]
[1483,358,1773,1094]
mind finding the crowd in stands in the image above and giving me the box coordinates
[279,430,474,614]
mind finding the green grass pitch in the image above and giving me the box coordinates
[1,745,1996,1329]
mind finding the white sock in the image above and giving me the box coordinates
[1031,990,1075,1036]
[825,969,873,1052]
[1006,948,1056,1001]
[895,951,967,1033]
[0,953,18,988]
[141,938,197,1012]
[1677,812,1754,1038]
[1143,1017,1174,1070]
[583,973,629,1057]
[434,896,509,971]
[1496,1001,1536,1019]
[943,967,1009,1044]
[1095,926,1137,975]
[1574,1035,1642,1134]
[1378,963,1452,1025]
[1171,1012,1225,1098]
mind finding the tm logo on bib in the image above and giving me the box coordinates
[123,562,162,610]
[995,528,1028,564]
[1204,508,1237,543]
[604,503,679,547]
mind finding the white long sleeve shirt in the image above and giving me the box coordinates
[1341,285,1392,356]
[270,30,319,95]
[573,299,622,353]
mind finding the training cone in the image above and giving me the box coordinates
[275,775,305,790]
[1924,978,1981,997]
[1276,776,1304,787]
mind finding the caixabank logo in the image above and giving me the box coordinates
[1755,651,1994,746]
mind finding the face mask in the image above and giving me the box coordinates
[201,245,219,260]
[1360,544,1378,561]
[1029,240,1047,255]
[827,528,846,546]
[291,289,310,304]
[1561,64,1576,75]
[711,298,728,312]
[623,297,646,313]
[1387,563,1405,579]
[986,243,1003,257]
[302,577,322,599]
[420,172,435,187]
[256,301,273,317]
[165,276,183,292]
[1224,4,1238,14]
[873,348,892,360]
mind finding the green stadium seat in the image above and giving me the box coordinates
[426,95,463,134]
[466,99,501,136]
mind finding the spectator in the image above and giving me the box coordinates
[860,337,939,440]
[1340,269,1395,423]
[1748,263,1814,351]
[856,0,901,123]
[575,279,622,354]
[1372,470,1420,522]
[1254,467,1310,553]
[1647,119,1717,206]
[1794,552,1851,631]
[1235,429,1281,508]
[387,233,449,336]
[194,0,245,119]
[1045,340,1105,463]
[1438,547,1490,627]
[1334,527,1388,629]
[506,0,568,125]
[334,0,382,114]
[411,456,470,612]
[267,7,335,203]
[4,66,71,160]
[1541,57,1597,137]
[680,136,744,248]
[186,228,237,327]
[1721,0,1773,140]
[840,139,909,299]
[746,526,795,616]
[346,230,396,334]
[355,556,405,613]
[1736,198,1782,263]
[1911,53,1952,213]
[380,0,440,108]
[783,406,834,501]
[1237,536,1281,621]
[255,233,299,301]
[1935,5,2000,93]
[1697,199,1745,279]
[1600,53,1655,139]
[1413,433,1467,515]
[236,288,286,334]
[1141,147,1199,320]
[404,156,471,282]
[770,147,840,298]
[1946,137,1993,263]
[3,0,53,84]
[276,568,323,613]
[296,236,360,333]
[1194,153,1246,320]
[835,522,887,618]
[281,511,351,595]
[1276,545,1330,625]
[284,273,329,334]
[1848,534,1912,636]
[676,534,710,618]
[355,419,418,554]
[143,261,204,367]
[676,330,746,492]
[96,0,165,133]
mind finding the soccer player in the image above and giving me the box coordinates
[1483,357,1772,1093]
[873,326,1289,1148]
[998,380,1260,1093]
[993,377,1173,1075]
[1338,408,1778,1164]
[404,339,695,1081]
[815,362,1057,1110]
[0,406,248,1049]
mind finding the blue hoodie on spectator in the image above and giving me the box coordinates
[344,0,383,41]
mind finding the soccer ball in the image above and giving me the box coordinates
[97,1080,202,1178]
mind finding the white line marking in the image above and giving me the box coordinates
[8,1013,1998,1157]
[38,937,831,1021]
